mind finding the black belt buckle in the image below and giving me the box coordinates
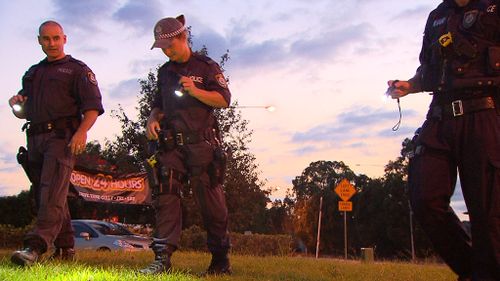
[176,133,184,146]
[452,100,463,117]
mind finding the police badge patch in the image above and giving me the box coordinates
[463,10,479,29]
[155,25,162,34]
[87,71,98,85]
[215,74,228,88]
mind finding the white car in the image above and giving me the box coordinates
[72,219,152,251]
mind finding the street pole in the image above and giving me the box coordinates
[344,211,347,259]
[315,196,323,259]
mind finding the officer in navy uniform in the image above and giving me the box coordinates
[387,0,499,280]
[139,15,232,275]
[8,20,104,266]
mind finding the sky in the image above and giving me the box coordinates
[0,0,468,220]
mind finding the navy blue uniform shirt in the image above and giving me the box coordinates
[418,0,500,92]
[20,55,104,123]
[152,52,231,132]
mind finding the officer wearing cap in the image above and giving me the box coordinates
[8,20,104,266]
[139,15,232,275]
[387,1,499,280]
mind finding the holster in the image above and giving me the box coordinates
[208,146,227,187]
[17,146,32,181]
[144,156,160,198]
[16,146,39,215]
[144,141,160,197]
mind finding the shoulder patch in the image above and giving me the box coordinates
[87,71,98,86]
[463,10,478,29]
[215,73,228,89]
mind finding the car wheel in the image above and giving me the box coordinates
[97,247,111,252]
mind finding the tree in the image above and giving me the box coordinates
[290,160,360,256]
[353,137,434,259]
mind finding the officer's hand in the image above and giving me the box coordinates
[146,118,160,140]
[8,95,27,108]
[386,80,411,99]
[179,76,197,96]
[69,130,87,155]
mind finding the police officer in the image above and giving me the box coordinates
[387,1,499,280]
[139,15,232,275]
[8,20,104,266]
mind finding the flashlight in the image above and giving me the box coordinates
[12,101,25,112]
[384,80,399,98]
[174,86,184,97]
[170,71,185,97]
[383,80,402,131]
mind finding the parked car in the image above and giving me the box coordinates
[72,219,152,251]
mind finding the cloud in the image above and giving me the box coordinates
[191,29,232,59]
[112,0,162,33]
[108,78,141,99]
[391,5,433,23]
[52,0,117,32]
[292,145,321,156]
[291,106,420,150]
[129,59,164,75]
[73,45,108,56]
[217,19,373,73]
[290,23,373,61]
[230,39,288,69]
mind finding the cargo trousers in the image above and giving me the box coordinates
[409,107,499,280]
[151,144,230,256]
[23,129,75,253]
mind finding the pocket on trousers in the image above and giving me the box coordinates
[56,155,75,170]
[487,46,500,75]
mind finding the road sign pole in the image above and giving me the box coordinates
[344,211,347,259]
[334,179,356,261]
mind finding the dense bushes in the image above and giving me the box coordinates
[0,224,33,248]
[180,225,293,256]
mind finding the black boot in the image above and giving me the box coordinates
[11,248,40,266]
[203,254,232,276]
[50,248,75,261]
[138,252,172,274]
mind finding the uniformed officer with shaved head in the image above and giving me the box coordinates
[8,20,104,266]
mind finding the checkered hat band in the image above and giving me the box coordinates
[157,26,186,40]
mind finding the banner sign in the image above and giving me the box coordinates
[70,170,150,205]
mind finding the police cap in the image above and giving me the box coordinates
[151,15,186,50]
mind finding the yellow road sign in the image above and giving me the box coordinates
[334,178,356,201]
[338,201,352,212]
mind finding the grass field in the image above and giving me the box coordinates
[0,249,457,281]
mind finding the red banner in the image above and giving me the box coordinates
[70,170,151,205]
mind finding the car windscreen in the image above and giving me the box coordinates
[89,221,133,236]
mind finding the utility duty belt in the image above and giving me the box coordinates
[430,96,496,119]
[23,117,80,137]
[159,129,205,149]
